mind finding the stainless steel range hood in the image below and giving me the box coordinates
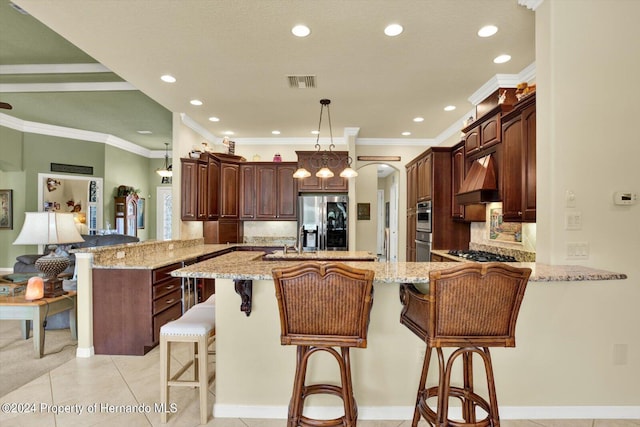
[455,154,500,204]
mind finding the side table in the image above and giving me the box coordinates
[0,291,77,358]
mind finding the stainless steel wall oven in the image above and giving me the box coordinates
[416,201,432,233]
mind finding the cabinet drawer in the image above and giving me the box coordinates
[153,277,182,299]
[152,262,182,284]
[153,288,182,315]
[153,301,182,344]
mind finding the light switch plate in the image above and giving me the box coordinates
[565,211,582,230]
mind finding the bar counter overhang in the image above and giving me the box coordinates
[168,251,636,420]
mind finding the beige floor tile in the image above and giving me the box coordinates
[357,420,405,427]
[240,418,286,427]
[0,373,54,425]
[531,421,593,427]
[594,421,640,427]
[204,418,250,427]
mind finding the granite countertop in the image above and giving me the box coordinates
[264,250,377,261]
[171,251,628,284]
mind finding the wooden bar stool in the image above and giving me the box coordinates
[272,262,375,427]
[160,295,216,425]
[400,263,531,427]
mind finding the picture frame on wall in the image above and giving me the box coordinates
[357,203,370,220]
[137,198,145,229]
[0,189,13,230]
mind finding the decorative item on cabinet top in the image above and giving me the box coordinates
[293,99,357,179]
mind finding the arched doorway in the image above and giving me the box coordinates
[354,163,400,261]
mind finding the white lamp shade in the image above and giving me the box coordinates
[13,212,85,246]
[315,167,334,178]
[156,168,173,177]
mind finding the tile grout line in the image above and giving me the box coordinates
[110,355,154,426]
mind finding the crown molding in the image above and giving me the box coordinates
[0,63,110,74]
[468,63,536,106]
[356,138,434,147]
[0,81,135,93]
[0,112,153,158]
[180,113,217,142]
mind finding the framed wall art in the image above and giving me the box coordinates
[357,203,370,220]
[0,189,13,230]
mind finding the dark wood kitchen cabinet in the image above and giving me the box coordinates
[267,163,297,220]
[501,93,536,222]
[240,162,297,220]
[416,153,432,201]
[239,164,256,219]
[406,147,470,260]
[182,153,244,222]
[451,142,485,222]
[92,262,183,355]
[296,151,349,192]
[220,162,239,218]
[206,155,220,219]
[180,158,208,221]
[462,89,518,158]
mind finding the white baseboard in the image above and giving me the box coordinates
[214,404,640,420]
[76,346,94,358]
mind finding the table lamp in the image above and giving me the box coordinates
[13,212,84,298]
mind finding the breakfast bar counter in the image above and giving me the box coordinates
[167,251,635,420]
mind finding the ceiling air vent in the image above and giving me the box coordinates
[287,75,316,89]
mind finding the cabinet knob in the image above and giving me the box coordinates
[518,211,522,215]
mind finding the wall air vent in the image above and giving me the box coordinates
[287,75,316,89]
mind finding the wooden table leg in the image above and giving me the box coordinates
[21,320,30,340]
[33,305,45,358]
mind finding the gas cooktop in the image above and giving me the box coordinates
[447,250,517,263]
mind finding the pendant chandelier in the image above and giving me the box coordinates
[293,99,358,179]
[156,142,173,177]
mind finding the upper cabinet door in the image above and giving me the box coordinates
[276,164,297,220]
[239,164,256,220]
[220,163,239,218]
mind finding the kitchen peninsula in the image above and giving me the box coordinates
[167,249,629,420]
[74,239,632,419]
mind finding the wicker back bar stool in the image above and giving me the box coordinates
[272,262,375,427]
[400,263,531,427]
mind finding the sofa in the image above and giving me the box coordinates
[13,233,140,275]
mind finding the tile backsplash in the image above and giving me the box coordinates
[470,202,536,261]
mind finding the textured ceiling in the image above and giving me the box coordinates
[1,0,535,152]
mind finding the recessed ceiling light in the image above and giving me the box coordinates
[402,131,411,136]
[291,25,311,37]
[223,131,234,136]
[272,130,281,135]
[493,54,511,64]
[444,105,456,111]
[137,130,152,134]
[208,116,220,122]
[311,130,320,135]
[413,117,424,122]
[384,24,403,37]
[477,25,498,38]
[160,74,176,83]
[190,99,203,106]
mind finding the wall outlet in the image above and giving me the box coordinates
[566,242,589,260]
[116,251,125,259]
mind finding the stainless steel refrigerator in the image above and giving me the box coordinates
[298,195,348,251]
